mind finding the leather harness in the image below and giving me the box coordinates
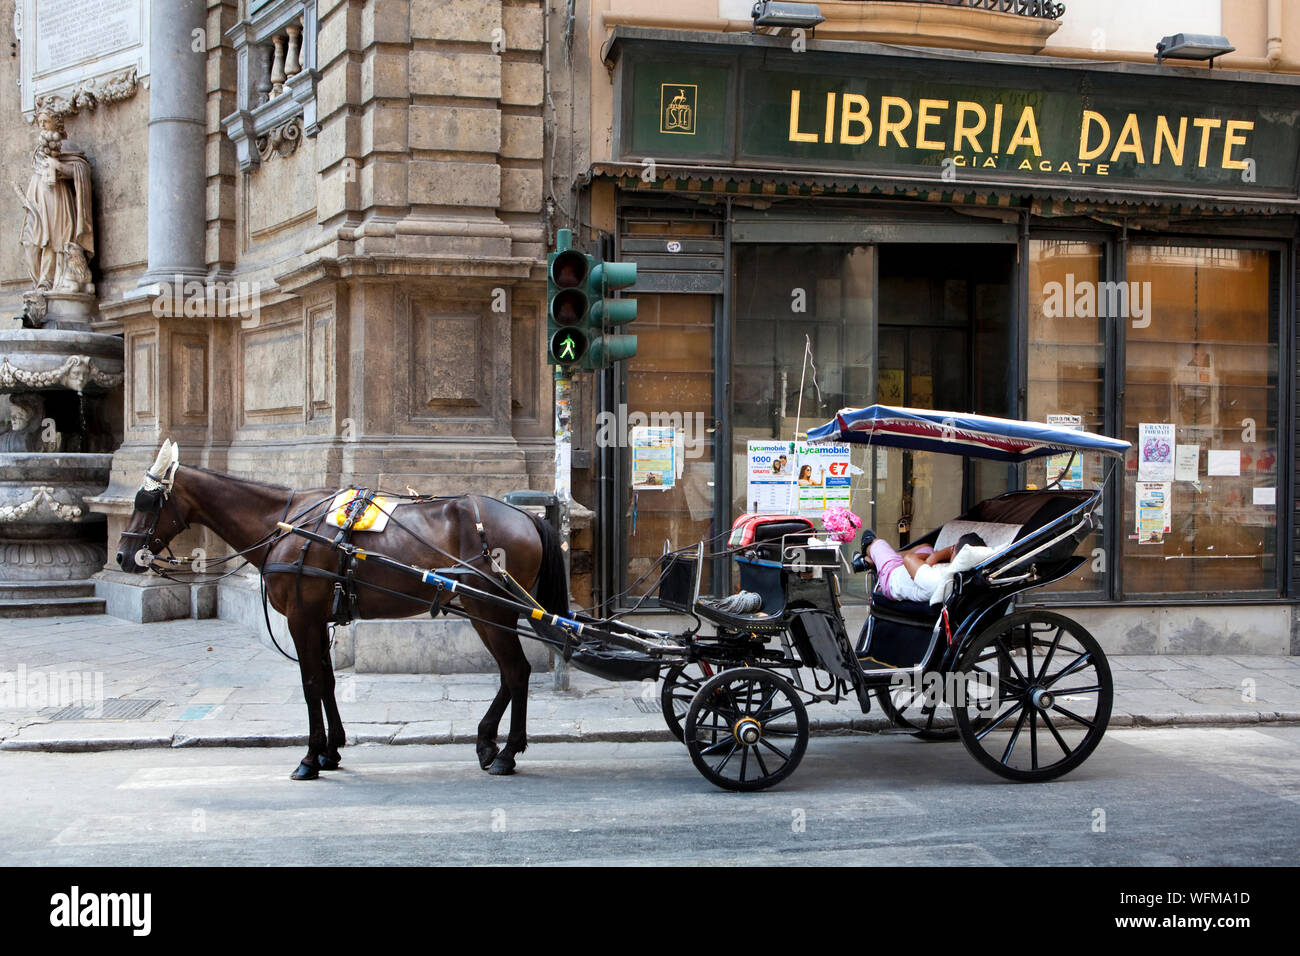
[262,492,519,626]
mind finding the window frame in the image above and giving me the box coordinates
[1114,236,1293,603]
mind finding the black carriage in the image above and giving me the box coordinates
[649,405,1130,790]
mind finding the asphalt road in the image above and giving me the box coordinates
[3,726,1298,866]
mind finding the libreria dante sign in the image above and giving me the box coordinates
[618,38,1300,198]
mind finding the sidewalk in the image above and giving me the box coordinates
[2,615,1299,752]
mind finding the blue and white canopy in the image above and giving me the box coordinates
[806,405,1130,463]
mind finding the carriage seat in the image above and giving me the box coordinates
[868,590,940,624]
[693,597,789,633]
[931,519,1022,555]
[693,555,789,634]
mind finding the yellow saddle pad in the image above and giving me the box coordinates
[325,490,392,532]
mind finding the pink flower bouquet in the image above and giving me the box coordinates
[820,506,862,543]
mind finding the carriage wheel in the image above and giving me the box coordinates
[684,667,808,792]
[953,610,1112,783]
[874,681,959,741]
[660,661,720,743]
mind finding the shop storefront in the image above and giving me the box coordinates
[578,28,1299,650]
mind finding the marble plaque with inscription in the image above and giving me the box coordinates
[18,0,150,113]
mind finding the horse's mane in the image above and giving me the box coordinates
[183,464,294,493]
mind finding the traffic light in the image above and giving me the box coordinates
[583,257,638,370]
[546,229,639,370]
[547,229,590,367]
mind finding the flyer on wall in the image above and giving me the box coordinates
[747,441,851,516]
[1135,481,1172,543]
[631,426,678,490]
[794,442,852,516]
[1138,423,1176,482]
[1045,414,1084,489]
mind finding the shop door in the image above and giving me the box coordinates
[617,292,716,600]
[875,244,1015,546]
[875,326,969,545]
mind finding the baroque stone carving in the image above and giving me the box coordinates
[11,109,95,294]
[0,392,43,452]
[0,486,83,522]
[33,68,139,121]
[257,116,303,162]
[0,354,124,392]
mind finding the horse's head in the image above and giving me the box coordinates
[115,439,187,573]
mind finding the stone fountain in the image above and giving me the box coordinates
[0,108,122,616]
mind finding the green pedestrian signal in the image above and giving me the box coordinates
[552,329,581,362]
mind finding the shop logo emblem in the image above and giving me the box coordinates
[660,84,697,135]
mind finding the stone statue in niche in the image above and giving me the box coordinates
[11,109,95,294]
[0,393,46,453]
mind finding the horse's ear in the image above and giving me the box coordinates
[167,439,179,472]
[148,440,170,478]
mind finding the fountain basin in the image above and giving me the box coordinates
[0,330,124,392]
[0,452,112,580]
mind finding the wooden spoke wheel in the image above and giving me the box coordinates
[660,661,722,743]
[683,667,809,792]
[874,678,959,741]
[953,610,1112,782]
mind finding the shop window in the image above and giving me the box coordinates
[1122,246,1280,596]
[1027,239,1108,596]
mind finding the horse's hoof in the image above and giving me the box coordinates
[488,755,516,776]
[291,761,320,781]
[477,744,499,771]
[317,753,341,771]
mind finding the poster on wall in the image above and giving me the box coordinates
[1207,448,1242,477]
[746,441,852,515]
[1174,444,1200,482]
[746,440,795,513]
[1135,481,1172,544]
[631,426,677,490]
[1138,423,1175,481]
[793,442,852,516]
[1045,414,1084,489]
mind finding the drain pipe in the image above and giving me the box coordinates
[1268,0,1283,69]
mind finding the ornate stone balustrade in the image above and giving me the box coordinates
[222,0,318,171]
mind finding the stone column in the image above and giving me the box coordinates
[139,0,208,285]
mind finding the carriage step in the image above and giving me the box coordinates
[0,595,106,618]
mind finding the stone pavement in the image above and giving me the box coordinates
[1,615,1299,752]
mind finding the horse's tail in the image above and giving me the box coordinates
[529,512,569,615]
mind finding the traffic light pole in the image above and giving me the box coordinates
[552,366,572,692]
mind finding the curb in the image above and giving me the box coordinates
[4,711,1299,753]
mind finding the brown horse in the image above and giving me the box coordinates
[114,440,568,780]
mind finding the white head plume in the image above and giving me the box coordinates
[142,440,178,492]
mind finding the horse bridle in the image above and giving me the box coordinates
[121,462,187,568]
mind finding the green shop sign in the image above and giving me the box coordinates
[615,33,1300,199]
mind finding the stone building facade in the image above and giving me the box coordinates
[1,0,559,641]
